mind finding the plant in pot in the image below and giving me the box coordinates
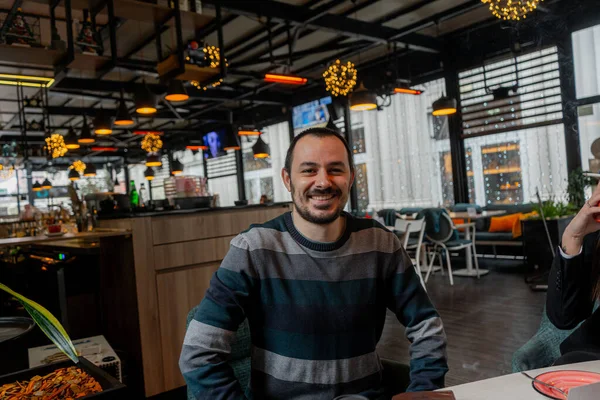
[0,283,125,398]
[521,198,577,278]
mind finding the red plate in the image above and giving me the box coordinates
[532,370,600,399]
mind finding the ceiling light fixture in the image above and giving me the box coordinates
[78,117,96,144]
[93,110,113,135]
[135,82,157,114]
[33,181,42,191]
[238,130,262,136]
[394,87,423,95]
[115,91,134,126]
[186,144,207,151]
[264,74,307,85]
[323,59,357,97]
[252,134,270,159]
[349,82,377,111]
[64,127,80,150]
[84,163,97,177]
[481,0,543,21]
[171,158,184,175]
[165,80,189,102]
[144,167,155,180]
[42,178,52,190]
[146,154,162,167]
[68,169,80,181]
[432,95,457,116]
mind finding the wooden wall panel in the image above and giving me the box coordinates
[156,263,220,391]
[153,235,235,270]
[151,204,290,245]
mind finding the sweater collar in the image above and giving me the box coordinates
[283,211,353,252]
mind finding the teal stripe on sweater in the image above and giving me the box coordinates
[259,278,381,305]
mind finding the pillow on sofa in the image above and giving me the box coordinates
[489,214,521,233]
[512,211,539,238]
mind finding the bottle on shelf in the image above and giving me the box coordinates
[130,180,139,208]
[139,183,147,208]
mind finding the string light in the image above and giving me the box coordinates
[481,0,543,21]
[323,59,357,97]
[189,45,228,91]
[0,165,15,180]
[69,160,86,174]
[45,134,68,159]
[141,133,163,153]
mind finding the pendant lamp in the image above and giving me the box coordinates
[252,135,270,159]
[68,169,80,181]
[115,90,134,126]
[165,80,189,102]
[42,178,52,190]
[349,82,377,111]
[64,127,80,150]
[146,154,162,167]
[33,181,42,191]
[144,167,155,180]
[171,158,184,175]
[222,128,241,151]
[93,109,114,135]
[78,117,95,144]
[135,82,157,114]
[432,95,457,116]
[84,163,97,177]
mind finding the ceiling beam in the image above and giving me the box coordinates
[201,0,440,53]
[53,78,290,105]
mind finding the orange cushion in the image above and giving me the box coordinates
[452,218,465,231]
[489,214,521,233]
[512,211,539,238]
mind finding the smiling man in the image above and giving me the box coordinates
[180,127,448,400]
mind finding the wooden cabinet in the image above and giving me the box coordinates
[98,204,290,396]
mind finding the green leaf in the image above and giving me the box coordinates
[0,282,79,364]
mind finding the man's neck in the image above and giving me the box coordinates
[291,210,346,243]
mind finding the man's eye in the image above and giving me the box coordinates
[302,169,315,173]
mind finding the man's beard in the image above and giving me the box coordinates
[290,183,348,225]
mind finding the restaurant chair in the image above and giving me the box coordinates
[421,209,480,286]
[393,218,427,276]
[512,303,598,372]
[186,306,251,399]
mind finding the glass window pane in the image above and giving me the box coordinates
[464,124,568,205]
[578,102,600,173]
[243,121,291,204]
[573,25,600,99]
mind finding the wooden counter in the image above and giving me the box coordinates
[0,230,130,247]
[98,203,291,396]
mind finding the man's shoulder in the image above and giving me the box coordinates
[241,212,288,235]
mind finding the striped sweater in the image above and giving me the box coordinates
[180,212,448,400]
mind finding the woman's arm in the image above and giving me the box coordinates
[546,232,597,329]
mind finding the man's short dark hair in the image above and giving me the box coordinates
[284,127,355,174]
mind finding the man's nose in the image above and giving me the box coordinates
[314,169,332,188]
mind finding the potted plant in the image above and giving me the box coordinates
[0,283,126,398]
[521,198,576,277]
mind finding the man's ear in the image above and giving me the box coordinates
[281,168,291,192]
[349,170,355,189]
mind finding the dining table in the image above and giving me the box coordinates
[443,360,600,399]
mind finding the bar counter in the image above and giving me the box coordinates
[97,202,291,396]
[0,230,130,247]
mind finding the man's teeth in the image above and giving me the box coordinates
[312,195,334,200]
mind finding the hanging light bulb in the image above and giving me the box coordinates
[432,95,457,116]
[93,109,114,135]
[222,127,241,151]
[115,90,134,126]
[68,169,80,181]
[78,117,96,144]
[144,166,155,180]
[33,181,42,191]
[64,127,80,150]
[165,80,189,102]
[84,163,97,177]
[41,178,52,190]
[349,82,377,111]
[135,82,157,114]
[146,154,162,167]
[171,158,184,175]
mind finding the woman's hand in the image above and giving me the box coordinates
[562,181,600,255]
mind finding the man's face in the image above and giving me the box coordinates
[282,135,354,225]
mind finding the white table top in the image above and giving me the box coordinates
[448,210,507,220]
[446,361,600,399]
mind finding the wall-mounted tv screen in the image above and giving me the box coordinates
[202,125,232,159]
[292,96,332,134]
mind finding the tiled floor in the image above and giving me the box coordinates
[376,260,546,387]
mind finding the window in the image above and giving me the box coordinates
[573,24,600,99]
[355,163,369,212]
[243,121,291,204]
[578,102,600,173]
[459,48,568,205]
[350,78,453,212]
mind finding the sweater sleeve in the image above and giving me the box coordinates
[546,232,597,330]
[386,246,449,392]
[179,235,256,399]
